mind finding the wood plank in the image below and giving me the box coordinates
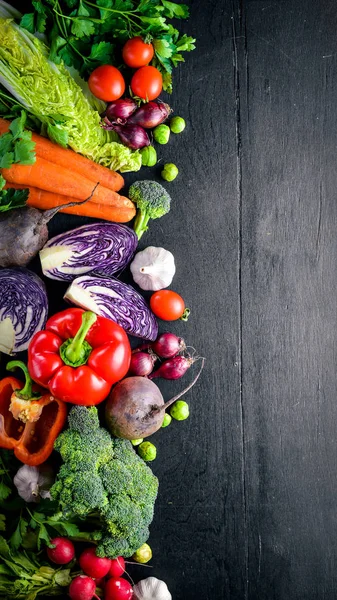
[238,1,337,598]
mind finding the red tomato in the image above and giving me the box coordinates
[122,36,154,68]
[108,556,125,578]
[130,66,162,101]
[150,290,185,321]
[104,577,133,600]
[88,65,125,102]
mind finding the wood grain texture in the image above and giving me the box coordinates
[4,0,337,598]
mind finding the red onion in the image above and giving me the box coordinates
[105,123,151,150]
[127,101,171,129]
[151,332,186,359]
[149,355,195,380]
[128,351,157,376]
[105,98,137,122]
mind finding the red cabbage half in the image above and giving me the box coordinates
[40,222,138,281]
[64,275,158,341]
[0,268,48,355]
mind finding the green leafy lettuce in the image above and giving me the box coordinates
[0,18,141,172]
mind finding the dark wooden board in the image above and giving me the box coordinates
[3,0,337,598]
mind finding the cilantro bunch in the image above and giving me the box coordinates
[20,0,196,92]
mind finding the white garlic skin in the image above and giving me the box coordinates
[130,246,176,291]
[133,576,172,600]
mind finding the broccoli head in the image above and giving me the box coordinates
[51,406,159,559]
[129,180,171,239]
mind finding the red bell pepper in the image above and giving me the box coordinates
[28,308,131,406]
[0,361,67,466]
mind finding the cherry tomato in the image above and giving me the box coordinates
[88,65,125,102]
[122,36,154,68]
[130,66,162,101]
[150,290,185,321]
[104,577,133,600]
[108,556,125,578]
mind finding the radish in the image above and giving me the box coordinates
[108,556,126,578]
[47,537,75,565]
[104,577,133,600]
[105,358,204,440]
[79,546,112,579]
[69,575,100,600]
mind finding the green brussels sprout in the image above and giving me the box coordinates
[138,441,157,461]
[140,146,157,167]
[153,124,170,145]
[161,413,172,428]
[170,400,189,421]
[161,163,179,182]
[131,438,143,446]
[170,116,186,133]
[132,543,152,564]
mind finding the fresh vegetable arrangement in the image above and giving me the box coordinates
[0,1,202,597]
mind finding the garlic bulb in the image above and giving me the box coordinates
[13,464,54,503]
[130,246,175,291]
[133,577,172,600]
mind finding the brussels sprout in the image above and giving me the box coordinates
[170,116,186,133]
[131,438,143,446]
[132,543,152,564]
[153,124,170,144]
[161,413,172,428]
[138,441,157,461]
[140,146,157,167]
[161,163,179,182]
[170,400,189,421]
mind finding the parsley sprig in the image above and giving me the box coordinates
[20,0,196,92]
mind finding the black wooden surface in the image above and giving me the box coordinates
[5,0,337,598]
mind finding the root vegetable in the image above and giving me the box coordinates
[0,188,97,268]
[47,537,75,565]
[105,358,204,440]
[79,546,112,579]
[68,575,99,600]
[148,355,195,380]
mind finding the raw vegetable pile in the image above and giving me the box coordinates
[0,1,202,598]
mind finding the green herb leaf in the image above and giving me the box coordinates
[20,13,36,34]
[0,515,6,532]
[14,138,36,164]
[160,0,189,19]
[9,522,22,551]
[153,37,175,58]
[71,2,96,38]
[37,524,51,551]
[176,33,196,52]
[0,187,29,213]
[89,40,114,63]
[54,569,72,586]
[0,482,11,501]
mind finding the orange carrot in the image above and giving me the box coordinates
[1,157,132,209]
[0,118,124,192]
[5,184,136,223]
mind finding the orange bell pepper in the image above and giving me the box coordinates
[0,361,67,466]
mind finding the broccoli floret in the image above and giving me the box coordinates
[129,180,171,239]
[51,406,159,559]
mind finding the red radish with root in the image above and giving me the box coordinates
[105,358,205,440]
[79,546,112,579]
[68,575,100,600]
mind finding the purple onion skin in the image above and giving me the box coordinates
[128,351,157,376]
[105,98,137,122]
[149,356,192,380]
[127,101,171,129]
[151,332,186,359]
[111,123,150,150]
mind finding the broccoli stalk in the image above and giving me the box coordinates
[129,180,171,239]
[50,406,159,559]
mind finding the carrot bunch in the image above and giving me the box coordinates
[0,119,136,223]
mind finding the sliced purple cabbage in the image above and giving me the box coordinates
[40,222,138,281]
[64,275,158,341]
[0,268,48,355]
